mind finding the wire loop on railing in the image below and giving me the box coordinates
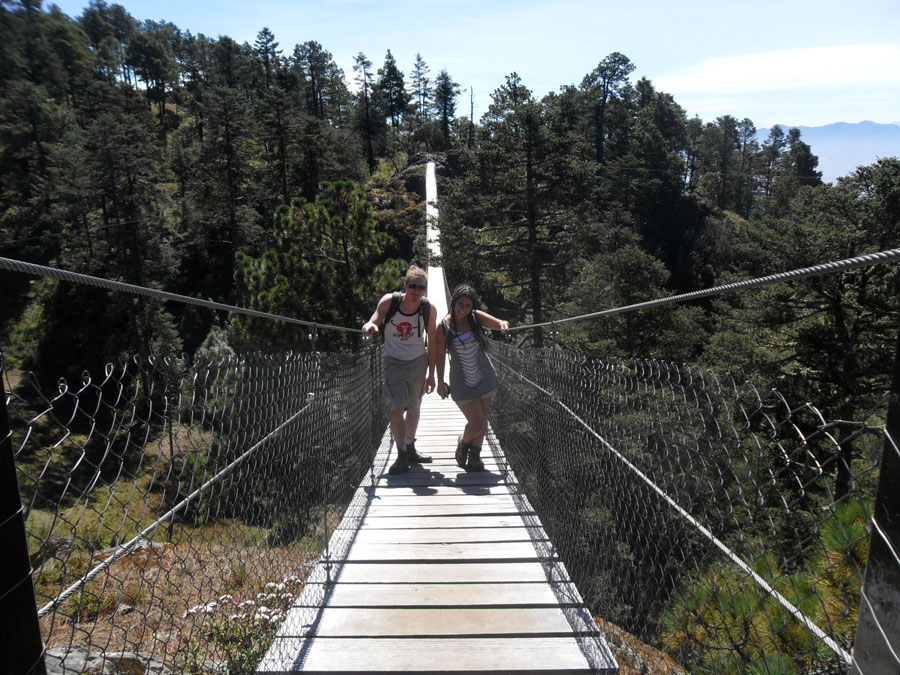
[5,348,388,671]
[488,341,890,673]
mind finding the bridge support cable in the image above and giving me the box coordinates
[4,333,386,671]
[0,360,47,674]
[35,398,314,619]
[491,355,854,666]
[851,328,900,673]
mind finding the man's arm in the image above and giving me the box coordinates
[362,294,392,334]
[425,304,437,394]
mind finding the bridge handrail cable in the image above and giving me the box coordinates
[491,356,854,665]
[507,247,900,333]
[0,256,363,334]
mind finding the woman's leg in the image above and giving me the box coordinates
[463,396,493,471]
[456,399,487,444]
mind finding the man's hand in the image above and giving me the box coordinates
[425,374,435,394]
[362,321,379,334]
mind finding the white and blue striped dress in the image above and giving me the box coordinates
[443,320,498,402]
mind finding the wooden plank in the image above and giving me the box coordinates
[365,485,511,497]
[374,474,508,488]
[293,607,580,638]
[355,515,530,529]
[259,636,600,673]
[345,541,541,562]
[332,562,555,583]
[363,494,514,506]
[305,582,562,607]
[351,527,538,544]
[364,503,520,517]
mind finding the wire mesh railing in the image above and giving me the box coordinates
[3,346,387,673]
[488,342,893,674]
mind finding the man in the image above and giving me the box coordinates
[362,265,436,474]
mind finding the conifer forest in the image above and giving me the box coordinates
[1,1,899,671]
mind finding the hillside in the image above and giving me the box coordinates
[758,121,900,183]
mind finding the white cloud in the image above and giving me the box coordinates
[657,45,900,95]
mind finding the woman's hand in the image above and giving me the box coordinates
[437,381,450,399]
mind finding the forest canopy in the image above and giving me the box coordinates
[0,0,897,414]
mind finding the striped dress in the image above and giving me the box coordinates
[443,320,498,402]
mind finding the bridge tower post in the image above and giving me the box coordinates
[851,328,900,672]
[0,361,47,674]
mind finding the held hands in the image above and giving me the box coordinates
[437,381,449,399]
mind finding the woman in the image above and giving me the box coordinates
[432,284,509,471]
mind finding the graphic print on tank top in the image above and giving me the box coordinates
[451,331,483,388]
[390,317,415,341]
[385,307,426,361]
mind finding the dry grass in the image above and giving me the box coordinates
[41,539,317,670]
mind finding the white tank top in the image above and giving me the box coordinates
[384,305,427,360]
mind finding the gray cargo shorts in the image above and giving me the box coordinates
[383,352,428,411]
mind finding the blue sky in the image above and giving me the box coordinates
[47,0,900,129]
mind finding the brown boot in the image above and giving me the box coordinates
[406,440,432,464]
[466,445,485,472]
[455,435,469,469]
[389,447,409,474]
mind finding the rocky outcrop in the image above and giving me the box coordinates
[46,647,172,675]
[396,151,460,200]
[595,618,688,675]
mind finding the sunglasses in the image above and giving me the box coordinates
[407,283,427,291]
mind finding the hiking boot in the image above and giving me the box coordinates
[466,445,485,472]
[388,448,409,474]
[406,440,432,464]
[455,435,469,470]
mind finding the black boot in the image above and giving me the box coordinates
[406,440,432,464]
[455,435,469,470]
[389,447,409,474]
[466,445,485,472]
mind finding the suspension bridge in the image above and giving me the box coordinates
[1,162,898,674]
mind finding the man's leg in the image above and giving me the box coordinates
[404,409,420,442]
[388,407,409,474]
[390,407,407,448]
[405,362,432,464]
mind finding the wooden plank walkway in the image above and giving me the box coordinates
[258,395,618,673]
[258,161,616,672]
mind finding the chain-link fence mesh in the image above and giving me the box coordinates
[489,341,891,675]
[4,346,387,673]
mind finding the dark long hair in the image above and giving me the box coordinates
[448,284,487,351]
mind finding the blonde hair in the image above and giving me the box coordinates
[405,265,427,282]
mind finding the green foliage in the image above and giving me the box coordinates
[234,180,406,350]
[660,499,868,673]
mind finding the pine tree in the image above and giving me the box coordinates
[409,53,431,122]
[432,68,459,147]
[353,52,379,173]
[376,49,408,128]
[254,26,280,89]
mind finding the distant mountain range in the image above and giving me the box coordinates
[755,121,900,183]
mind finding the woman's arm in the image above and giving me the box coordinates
[474,309,509,334]
[434,317,450,399]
